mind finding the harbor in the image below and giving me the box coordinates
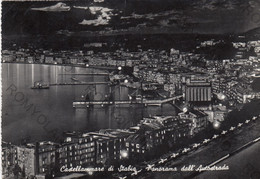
[2,63,179,144]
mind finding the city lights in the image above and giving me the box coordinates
[213,120,221,129]
[120,150,128,158]
[217,93,226,101]
[2,2,260,177]
[88,171,94,175]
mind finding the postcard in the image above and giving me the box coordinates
[1,0,260,179]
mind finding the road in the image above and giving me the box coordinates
[137,117,260,179]
[193,140,260,179]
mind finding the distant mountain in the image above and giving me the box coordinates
[241,27,260,40]
[245,27,260,35]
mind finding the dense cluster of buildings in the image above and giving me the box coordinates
[2,111,208,178]
[2,40,260,100]
[2,38,260,178]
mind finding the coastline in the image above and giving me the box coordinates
[1,61,118,72]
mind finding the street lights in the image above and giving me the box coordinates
[213,120,221,129]
[120,150,129,159]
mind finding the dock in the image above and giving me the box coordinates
[49,82,110,86]
[59,73,109,76]
[73,95,183,108]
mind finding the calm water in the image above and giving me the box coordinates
[2,63,177,144]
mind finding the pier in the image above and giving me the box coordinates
[49,82,110,86]
[73,95,183,108]
[59,73,109,76]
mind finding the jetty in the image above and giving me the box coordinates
[73,95,183,108]
[59,73,109,76]
[49,82,110,86]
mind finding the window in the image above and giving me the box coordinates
[126,143,129,147]
[136,144,140,148]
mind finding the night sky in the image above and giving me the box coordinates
[2,0,260,37]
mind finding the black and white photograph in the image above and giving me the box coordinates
[1,0,260,178]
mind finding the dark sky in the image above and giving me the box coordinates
[2,0,260,36]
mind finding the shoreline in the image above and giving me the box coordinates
[1,61,118,72]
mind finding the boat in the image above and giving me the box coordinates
[31,82,49,89]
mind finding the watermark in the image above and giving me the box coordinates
[64,65,74,72]
[113,110,131,129]
[82,84,127,103]
[6,84,61,142]
[241,1,260,25]
[81,85,104,102]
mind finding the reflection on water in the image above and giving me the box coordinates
[2,63,177,144]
